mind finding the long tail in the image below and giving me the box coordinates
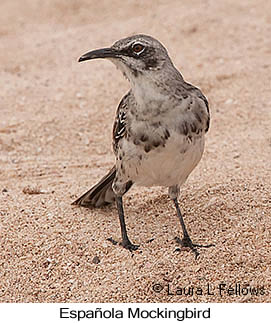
[72,166,117,207]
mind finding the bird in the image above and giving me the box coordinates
[72,34,213,258]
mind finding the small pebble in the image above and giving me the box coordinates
[92,256,100,264]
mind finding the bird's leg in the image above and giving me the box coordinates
[168,185,214,258]
[116,196,139,251]
[172,197,214,258]
[173,197,199,258]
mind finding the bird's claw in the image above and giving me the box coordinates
[174,236,214,259]
[121,240,139,251]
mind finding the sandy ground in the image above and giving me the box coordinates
[0,0,270,303]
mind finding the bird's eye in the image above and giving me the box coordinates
[132,43,144,54]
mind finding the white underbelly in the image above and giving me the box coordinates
[122,133,205,188]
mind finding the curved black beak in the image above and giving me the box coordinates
[78,47,119,62]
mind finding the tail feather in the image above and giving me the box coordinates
[72,166,116,207]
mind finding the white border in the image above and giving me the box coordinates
[0,303,269,322]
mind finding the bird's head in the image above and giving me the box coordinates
[78,34,172,82]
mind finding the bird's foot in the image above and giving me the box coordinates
[107,237,139,251]
[121,239,139,252]
[107,237,118,245]
[174,236,214,259]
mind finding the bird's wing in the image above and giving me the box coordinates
[181,82,210,133]
[112,90,132,153]
[193,88,210,132]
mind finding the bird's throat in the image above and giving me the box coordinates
[131,75,168,110]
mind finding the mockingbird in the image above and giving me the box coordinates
[72,34,213,258]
